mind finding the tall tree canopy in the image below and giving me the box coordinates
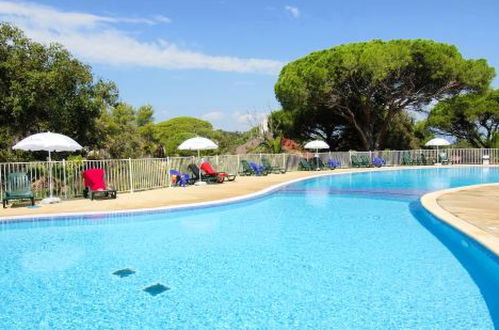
[275,39,495,150]
[95,103,161,159]
[427,89,499,148]
[0,23,116,161]
[155,117,215,156]
[154,116,248,156]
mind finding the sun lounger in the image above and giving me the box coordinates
[239,160,267,176]
[309,157,333,170]
[188,164,223,183]
[298,158,313,171]
[261,157,286,174]
[328,158,340,169]
[2,172,35,208]
[169,170,191,186]
[419,153,430,165]
[249,161,268,175]
[401,153,413,165]
[239,160,255,176]
[200,162,236,182]
[372,157,386,168]
[360,155,372,167]
[351,154,367,167]
[351,155,361,167]
[82,168,117,200]
[439,152,450,165]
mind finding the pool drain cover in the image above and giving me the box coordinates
[112,268,136,278]
[144,283,170,296]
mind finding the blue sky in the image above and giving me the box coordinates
[0,0,498,131]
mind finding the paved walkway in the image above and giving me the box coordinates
[436,184,499,239]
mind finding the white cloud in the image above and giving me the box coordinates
[201,111,225,122]
[0,1,171,28]
[285,6,300,19]
[0,1,283,74]
[152,15,172,24]
[233,111,268,126]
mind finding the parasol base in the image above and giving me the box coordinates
[41,197,61,204]
[194,181,207,186]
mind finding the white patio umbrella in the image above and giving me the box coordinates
[178,137,218,185]
[13,132,83,204]
[304,140,330,170]
[425,137,451,153]
[304,140,330,153]
[425,137,451,165]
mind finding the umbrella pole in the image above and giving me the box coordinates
[316,148,319,170]
[48,150,53,198]
[198,149,202,184]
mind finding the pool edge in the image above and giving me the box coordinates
[421,183,499,257]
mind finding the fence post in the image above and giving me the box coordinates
[237,154,240,172]
[282,153,286,169]
[62,159,67,200]
[167,157,171,187]
[348,150,352,168]
[0,165,3,206]
[128,158,134,193]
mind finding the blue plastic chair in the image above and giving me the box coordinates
[328,158,340,169]
[372,157,386,168]
[169,170,189,187]
[249,161,266,175]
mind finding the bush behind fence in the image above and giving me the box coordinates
[0,148,497,202]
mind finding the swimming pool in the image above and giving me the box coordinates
[0,167,498,329]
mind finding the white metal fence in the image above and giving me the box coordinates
[0,148,497,202]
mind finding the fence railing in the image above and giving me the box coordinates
[0,148,497,202]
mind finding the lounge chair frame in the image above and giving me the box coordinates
[298,158,313,171]
[188,164,223,183]
[261,157,286,174]
[3,172,35,208]
[82,168,117,200]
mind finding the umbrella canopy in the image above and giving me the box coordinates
[13,132,83,152]
[178,137,218,151]
[304,140,330,150]
[425,138,451,147]
[425,138,451,165]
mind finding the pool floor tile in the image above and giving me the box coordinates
[112,268,136,278]
[143,283,170,296]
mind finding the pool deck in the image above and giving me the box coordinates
[0,169,361,219]
[421,183,499,256]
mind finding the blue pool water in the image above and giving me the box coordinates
[1,167,499,329]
